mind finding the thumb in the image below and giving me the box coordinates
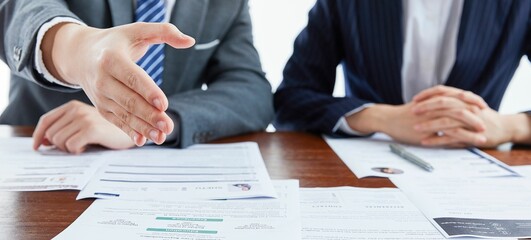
[127,22,195,49]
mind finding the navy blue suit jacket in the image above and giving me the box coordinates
[274,0,530,135]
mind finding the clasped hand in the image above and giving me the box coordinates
[405,86,511,148]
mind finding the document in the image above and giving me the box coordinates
[391,176,531,238]
[324,133,518,178]
[514,165,531,177]
[301,187,455,239]
[0,138,104,191]
[77,142,277,200]
[54,180,301,240]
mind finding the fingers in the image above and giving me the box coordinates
[97,84,171,145]
[33,102,72,150]
[98,106,150,147]
[439,109,485,132]
[414,117,464,132]
[51,126,94,154]
[97,52,174,143]
[99,73,173,135]
[412,85,457,102]
[64,131,92,154]
[42,138,53,146]
[455,90,488,110]
[416,109,486,132]
[32,101,91,154]
[48,121,82,152]
[421,128,487,146]
[127,22,195,49]
[412,95,487,124]
[412,96,469,114]
[96,100,168,146]
[43,110,76,147]
[99,50,168,112]
[107,98,168,145]
[412,85,488,109]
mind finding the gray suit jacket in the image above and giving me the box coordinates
[0,0,273,148]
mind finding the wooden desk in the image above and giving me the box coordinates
[1,125,530,240]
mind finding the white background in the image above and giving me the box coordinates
[0,0,529,115]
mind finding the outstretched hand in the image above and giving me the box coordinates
[41,22,195,146]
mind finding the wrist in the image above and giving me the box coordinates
[42,23,85,84]
[345,104,390,134]
[503,113,531,144]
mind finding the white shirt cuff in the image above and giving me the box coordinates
[333,103,375,136]
[34,17,86,89]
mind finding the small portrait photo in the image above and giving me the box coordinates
[230,183,252,192]
[371,167,404,175]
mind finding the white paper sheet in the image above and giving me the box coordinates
[54,180,301,240]
[0,138,104,191]
[513,165,531,177]
[391,176,531,239]
[77,142,277,200]
[324,133,518,178]
[300,187,457,239]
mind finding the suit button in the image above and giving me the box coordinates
[13,46,21,62]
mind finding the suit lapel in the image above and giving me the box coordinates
[107,0,134,26]
[161,0,208,92]
[170,0,208,40]
[445,0,512,90]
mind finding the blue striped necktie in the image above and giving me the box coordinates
[135,0,166,86]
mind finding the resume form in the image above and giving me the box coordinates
[54,180,301,240]
[391,176,531,238]
[300,187,455,239]
[77,142,277,200]
[324,134,518,178]
[0,138,104,191]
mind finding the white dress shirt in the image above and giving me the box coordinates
[401,0,464,102]
[336,0,464,135]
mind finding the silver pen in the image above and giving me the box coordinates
[389,143,434,172]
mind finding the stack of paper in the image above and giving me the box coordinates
[54,180,301,240]
[2,136,531,239]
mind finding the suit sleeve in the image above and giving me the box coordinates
[526,7,530,115]
[527,7,530,61]
[0,0,82,92]
[273,0,371,134]
[166,0,274,148]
